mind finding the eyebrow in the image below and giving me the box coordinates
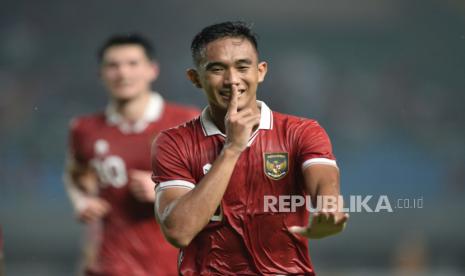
[235,59,253,65]
[102,58,142,65]
[204,62,226,70]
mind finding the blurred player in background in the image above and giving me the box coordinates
[152,21,348,275]
[64,33,199,276]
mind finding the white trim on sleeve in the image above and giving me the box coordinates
[302,158,338,171]
[156,180,196,192]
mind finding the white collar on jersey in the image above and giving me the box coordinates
[200,101,273,145]
[105,92,164,134]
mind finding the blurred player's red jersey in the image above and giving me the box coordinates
[69,93,199,276]
[152,101,337,275]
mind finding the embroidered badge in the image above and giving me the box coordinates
[264,152,288,180]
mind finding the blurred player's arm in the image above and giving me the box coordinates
[289,164,348,239]
[63,155,110,223]
[128,169,156,202]
[154,86,258,248]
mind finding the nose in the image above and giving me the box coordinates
[224,68,240,87]
[114,64,131,79]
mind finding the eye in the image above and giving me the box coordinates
[237,66,250,72]
[103,62,118,69]
[128,60,139,67]
[209,66,224,73]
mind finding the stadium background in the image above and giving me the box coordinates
[0,0,464,275]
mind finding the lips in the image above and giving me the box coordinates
[219,89,245,99]
[114,82,133,89]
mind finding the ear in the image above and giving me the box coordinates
[149,61,160,82]
[257,61,268,83]
[187,68,202,88]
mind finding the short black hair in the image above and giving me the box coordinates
[190,21,259,66]
[97,33,156,62]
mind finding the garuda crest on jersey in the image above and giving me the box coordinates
[264,152,288,180]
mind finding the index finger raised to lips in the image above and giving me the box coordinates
[227,85,239,115]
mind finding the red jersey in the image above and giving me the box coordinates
[69,93,200,276]
[152,101,337,275]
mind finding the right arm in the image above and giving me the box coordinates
[155,147,241,247]
[63,156,110,223]
[154,86,260,248]
[64,119,110,223]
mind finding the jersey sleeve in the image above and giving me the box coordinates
[151,131,196,191]
[296,120,338,171]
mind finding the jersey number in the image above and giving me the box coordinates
[91,156,128,188]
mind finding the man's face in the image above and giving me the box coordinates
[191,37,267,111]
[100,44,157,100]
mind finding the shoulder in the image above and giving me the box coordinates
[154,117,200,147]
[151,118,201,163]
[273,111,322,131]
[271,111,332,146]
[163,101,201,118]
[69,112,105,133]
[157,101,201,128]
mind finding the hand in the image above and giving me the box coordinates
[128,169,156,202]
[223,85,261,154]
[78,168,99,194]
[288,212,349,239]
[78,197,111,223]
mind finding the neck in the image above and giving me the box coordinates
[112,91,151,122]
[209,107,228,134]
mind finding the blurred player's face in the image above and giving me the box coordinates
[100,45,158,101]
[188,37,267,112]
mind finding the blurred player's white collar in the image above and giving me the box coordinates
[105,92,164,134]
[200,101,273,145]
